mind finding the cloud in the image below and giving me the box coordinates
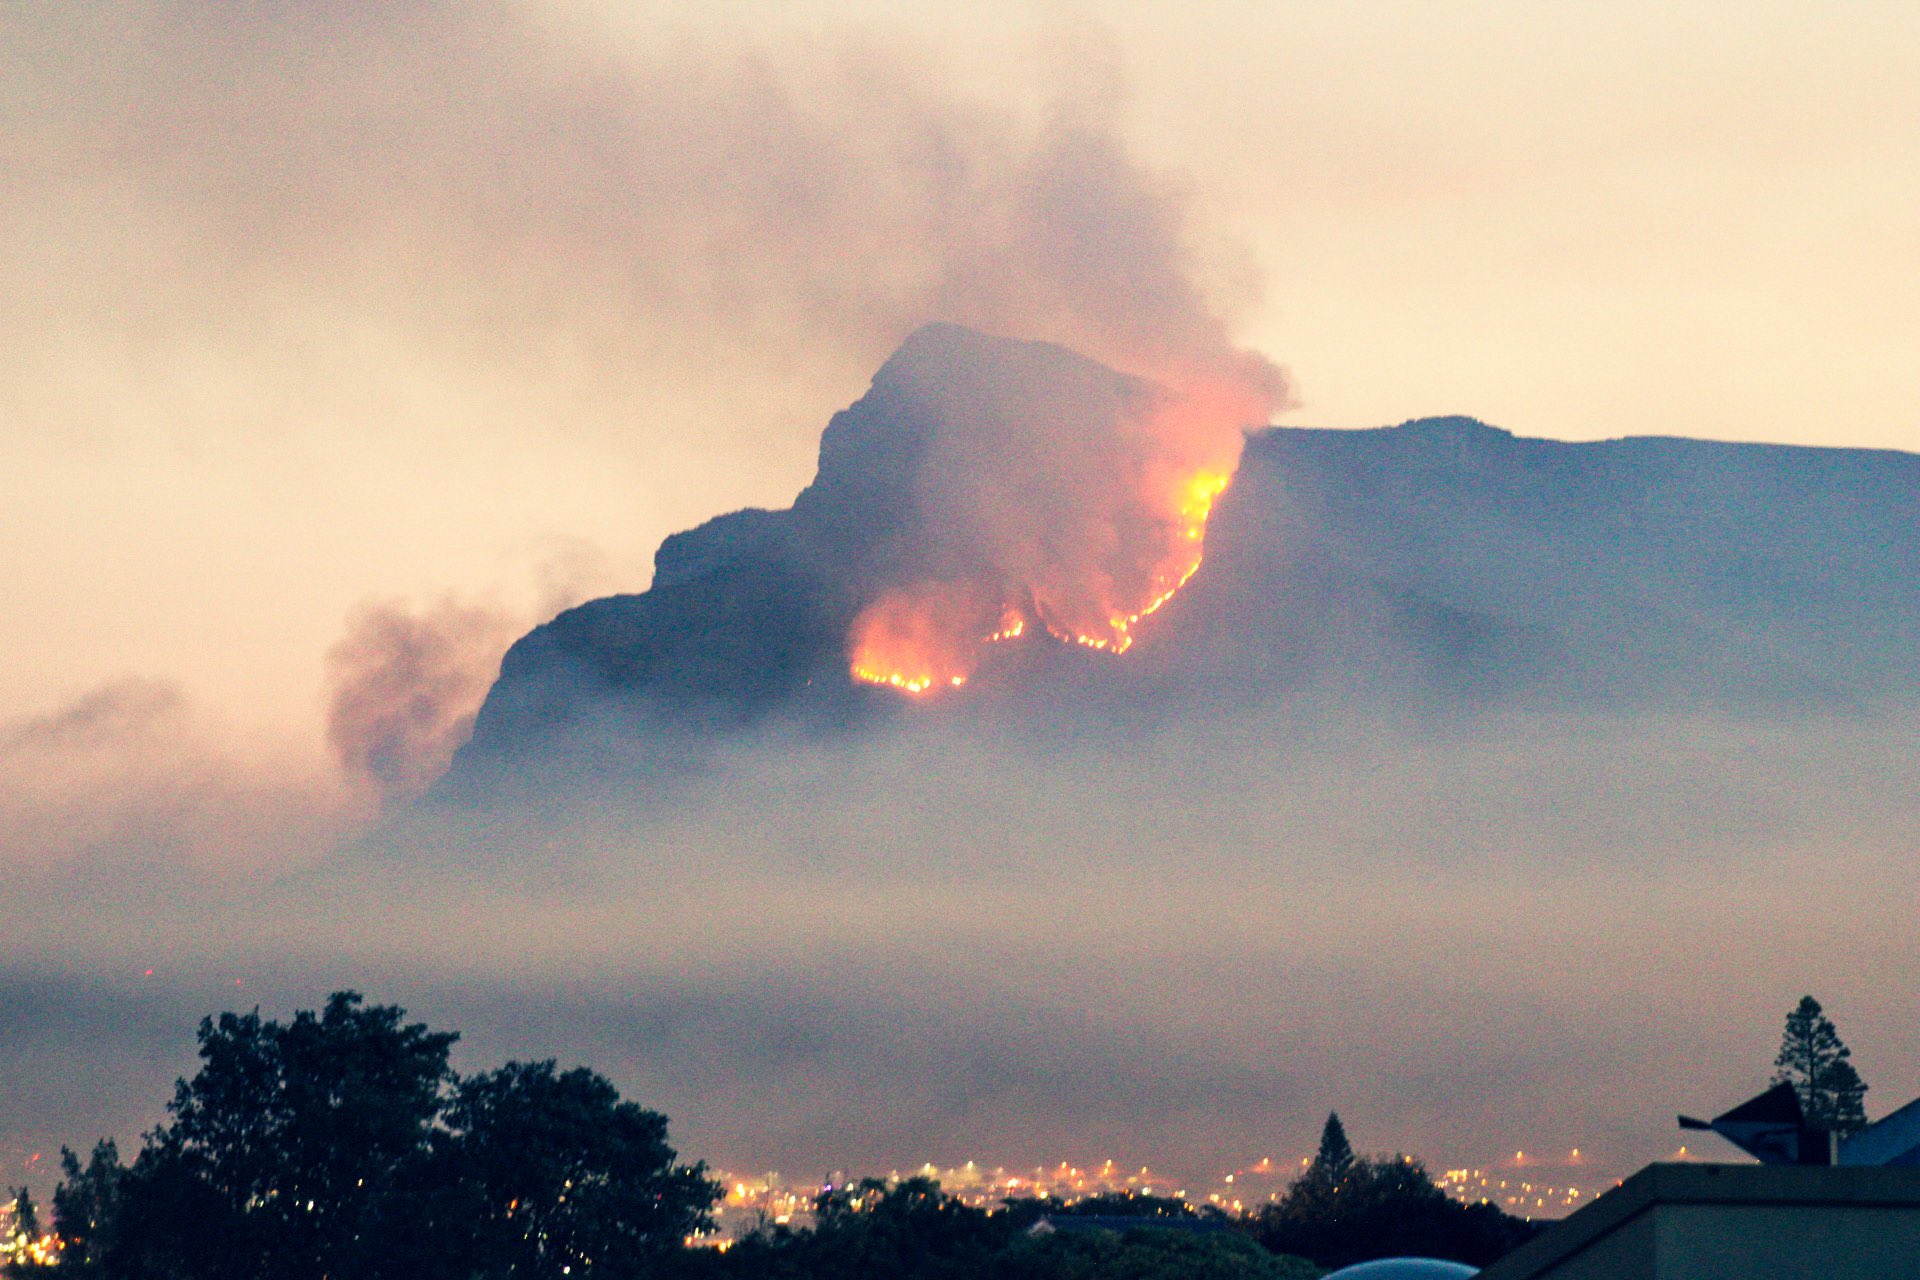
[0,553,621,883]
[3,677,187,753]
[0,588,544,876]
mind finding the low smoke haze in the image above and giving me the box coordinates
[4,0,1918,1217]
[9,701,1919,1194]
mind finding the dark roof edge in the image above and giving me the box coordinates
[1477,1163,1920,1280]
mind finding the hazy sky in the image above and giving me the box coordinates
[5,0,1917,741]
[3,0,1917,1200]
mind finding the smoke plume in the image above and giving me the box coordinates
[9,0,1294,720]
[4,1,1283,453]
[0,593,538,879]
[325,600,522,806]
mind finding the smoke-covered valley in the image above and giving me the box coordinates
[10,702,1919,1193]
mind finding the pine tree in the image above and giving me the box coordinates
[1773,995,1869,1135]
[1315,1112,1355,1176]
[52,1140,124,1276]
[1281,1113,1358,1222]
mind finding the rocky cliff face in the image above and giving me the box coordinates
[443,326,1920,794]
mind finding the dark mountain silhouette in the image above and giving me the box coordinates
[442,325,1919,794]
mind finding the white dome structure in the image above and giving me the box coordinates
[1321,1260,1477,1280]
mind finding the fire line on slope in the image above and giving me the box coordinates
[848,466,1232,695]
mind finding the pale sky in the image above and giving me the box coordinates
[5,1,1916,740]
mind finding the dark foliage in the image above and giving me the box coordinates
[712,1177,1006,1280]
[993,1228,1319,1280]
[1313,1115,1353,1177]
[436,1060,718,1279]
[9,1189,40,1247]
[1773,995,1869,1136]
[1250,1152,1537,1270]
[49,1143,123,1278]
[6,1186,43,1276]
[50,992,714,1280]
[110,993,457,1280]
[996,1192,1211,1233]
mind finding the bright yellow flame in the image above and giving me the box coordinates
[846,582,993,694]
[985,607,1027,643]
[1036,468,1231,654]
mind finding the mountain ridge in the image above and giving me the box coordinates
[442,327,1919,795]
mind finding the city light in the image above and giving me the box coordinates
[694,1146,1612,1243]
[0,1200,59,1270]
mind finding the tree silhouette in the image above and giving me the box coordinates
[1280,1113,1357,1222]
[49,1142,124,1277]
[6,1186,43,1269]
[114,992,456,1280]
[1314,1114,1355,1176]
[10,1190,38,1241]
[994,1227,1321,1280]
[1773,995,1868,1135]
[91,991,715,1280]
[691,1177,1319,1280]
[1250,1118,1538,1270]
[436,1060,718,1279]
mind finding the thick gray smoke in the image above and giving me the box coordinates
[845,327,1284,694]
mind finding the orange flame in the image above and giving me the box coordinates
[847,582,998,696]
[1029,467,1229,655]
[848,420,1239,694]
[982,605,1029,645]
[839,321,1284,695]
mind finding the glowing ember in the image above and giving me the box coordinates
[985,607,1027,644]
